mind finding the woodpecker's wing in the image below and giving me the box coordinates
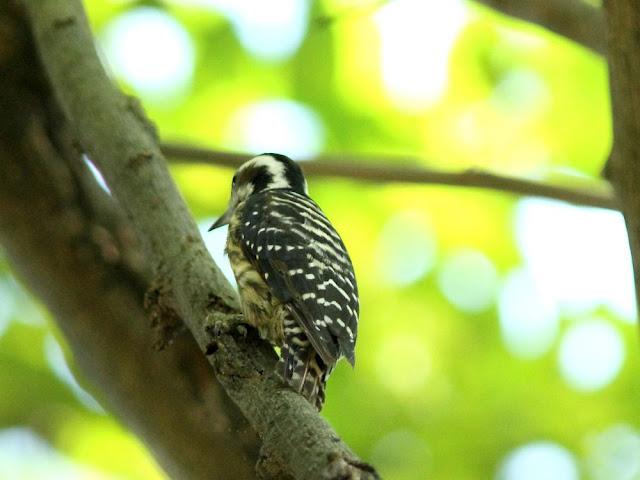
[239,190,358,366]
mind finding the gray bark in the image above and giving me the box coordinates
[603,1,640,319]
[14,0,379,478]
[0,4,258,478]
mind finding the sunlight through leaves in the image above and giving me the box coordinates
[437,249,498,313]
[498,268,559,359]
[224,100,325,159]
[558,319,625,392]
[376,211,437,286]
[101,8,195,98]
[497,442,579,480]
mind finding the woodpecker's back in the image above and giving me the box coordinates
[210,154,358,410]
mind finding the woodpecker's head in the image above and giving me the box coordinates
[209,153,308,230]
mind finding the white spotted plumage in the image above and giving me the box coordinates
[209,153,358,410]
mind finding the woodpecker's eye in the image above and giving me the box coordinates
[232,174,237,187]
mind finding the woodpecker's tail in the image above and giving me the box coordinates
[279,317,332,410]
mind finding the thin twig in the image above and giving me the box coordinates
[162,142,620,211]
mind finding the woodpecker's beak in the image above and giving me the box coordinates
[208,210,231,231]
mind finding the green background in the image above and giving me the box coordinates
[2,1,638,479]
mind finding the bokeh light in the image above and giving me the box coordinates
[101,8,195,98]
[498,268,559,359]
[184,0,308,60]
[375,333,432,395]
[557,318,625,392]
[491,69,551,115]
[497,442,579,480]
[224,99,325,159]
[437,249,498,313]
[0,428,110,480]
[374,0,467,110]
[585,424,640,480]
[206,0,310,61]
[376,211,437,286]
[516,198,636,323]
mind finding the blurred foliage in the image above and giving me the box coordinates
[2,1,638,480]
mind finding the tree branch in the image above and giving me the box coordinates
[472,0,605,55]
[603,1,640,316]
[162,142,619,211]
[24,0,378,478]
[0,156,258,480]
[0,4,257,477]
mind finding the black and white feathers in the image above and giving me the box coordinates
[210,153,358,408]
[239,188,358,365]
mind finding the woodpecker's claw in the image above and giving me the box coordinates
[210,314,249,338]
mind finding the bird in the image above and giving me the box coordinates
[209,153,359,410]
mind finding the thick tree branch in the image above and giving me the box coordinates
[24,0,378,478]
[163,142,619,211]
[473,0,605,55]
[0,157,258,479]
[603,1,640,315]
[0,5,257,478]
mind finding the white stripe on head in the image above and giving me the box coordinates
[249,154,291,189]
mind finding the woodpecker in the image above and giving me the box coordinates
[209,153,358,410]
